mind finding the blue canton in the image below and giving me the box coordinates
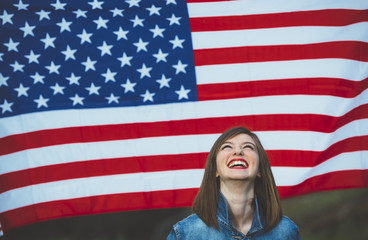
[0,0,197,118]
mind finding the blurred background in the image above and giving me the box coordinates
[1,188,367,240]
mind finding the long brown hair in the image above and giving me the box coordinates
[192,126,282,232]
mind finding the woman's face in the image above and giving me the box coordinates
[216,133,260,182]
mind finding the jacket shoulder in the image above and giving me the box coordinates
[268,216,301,239]
[167,214,221,240]
[173,214,209,232]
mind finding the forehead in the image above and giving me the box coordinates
[223,133,255,144]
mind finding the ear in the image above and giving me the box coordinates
[216,171,219,178]
[257,172,261,178]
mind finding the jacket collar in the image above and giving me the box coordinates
[217,191,264,235]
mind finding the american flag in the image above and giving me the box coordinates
[0,0,367,234]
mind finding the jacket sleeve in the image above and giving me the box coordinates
[166,227,178,240]
[295,225,301,240]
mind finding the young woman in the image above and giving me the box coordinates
[167,127,300,239]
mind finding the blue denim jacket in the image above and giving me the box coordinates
[167,193,301,240]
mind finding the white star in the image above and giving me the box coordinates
[0,99,14,114]
[0,10,14,25]
[0,73,9,87]
[73,9,88,18]
[125,0,141,8]
[149,25,165,38]
[51,0,66,10]
[156,74,171,88]
[36,10,51,21]
[4,38,19,52]
[93,16,109,29]
[88,0,103,9]
[14,83,30,97]
[66,73,81,85]
[114,27,129,40]
[50,83,65,95]
[77,29,93,44]
[110,8,124,17]
[137,63,152,79]
[34,95,49,108]
[81,57,97,72]
[133,38,149,52]
[97,41,113,56]
[105,93,120,104]
[117,52,133,67]
[102,68,117,83]
[166,0,177,5]
[0,53,3,61]
[56,18,72,32]
[45,61,61,74]
[146,5,161,16]
[167,14,181,25]
[10,61,25,72]
[170,35,185,49]
[13,0,29,10]
[85,83,101,95]
[61,45,77,60]
[175,85,191,100]
[20,22,35,37]
[25,50,40,63]
[140,90,155,102]
[69,94,85,106]
[130,15,144,27]
[41,33,56,49]
[31,72,45,84]
[121,79,136,93]
[153,49,168,63]
[172,60,188,74]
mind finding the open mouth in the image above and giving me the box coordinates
[227,159,249,169]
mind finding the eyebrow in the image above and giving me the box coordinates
[222,141,256,147]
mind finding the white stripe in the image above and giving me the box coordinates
[258,119,368,151]
[273,151,368,186]
[0,169,205,213]
[195,59,368,84]
[1,118,367,174]
[188,0,368,18]
[1,88,367,138]
[192,22,368,49]
[0,134,217,175]
[2,150,367,213]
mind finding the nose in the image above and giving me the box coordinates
[234,146,244,156]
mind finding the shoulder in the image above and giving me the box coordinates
[174,214,206,230]
[266,216,300,239]
[278,216,299,231]
[167,214,222,240]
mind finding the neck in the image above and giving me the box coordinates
[220,180,255,235]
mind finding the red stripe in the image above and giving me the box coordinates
[0,153,208,193]
[278,170,368,198]
[268,135,368,167]
[0,188,199,233]
[190,9,368,31]
[193,41,368,66]
[1,104,367,155]
[1,135,367,194]
[187,0,234,2]
[197,77,368,100]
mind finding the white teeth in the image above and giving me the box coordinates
[228,160,248,168]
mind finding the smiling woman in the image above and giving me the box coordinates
[166,127,301,240]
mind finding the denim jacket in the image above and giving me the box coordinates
[167,193,301,240]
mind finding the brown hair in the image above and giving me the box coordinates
[192,126,282,232]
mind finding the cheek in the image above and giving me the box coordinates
[216,151,231,165]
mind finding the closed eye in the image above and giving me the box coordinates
[220,144,232,150]
[243,144,255,150]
